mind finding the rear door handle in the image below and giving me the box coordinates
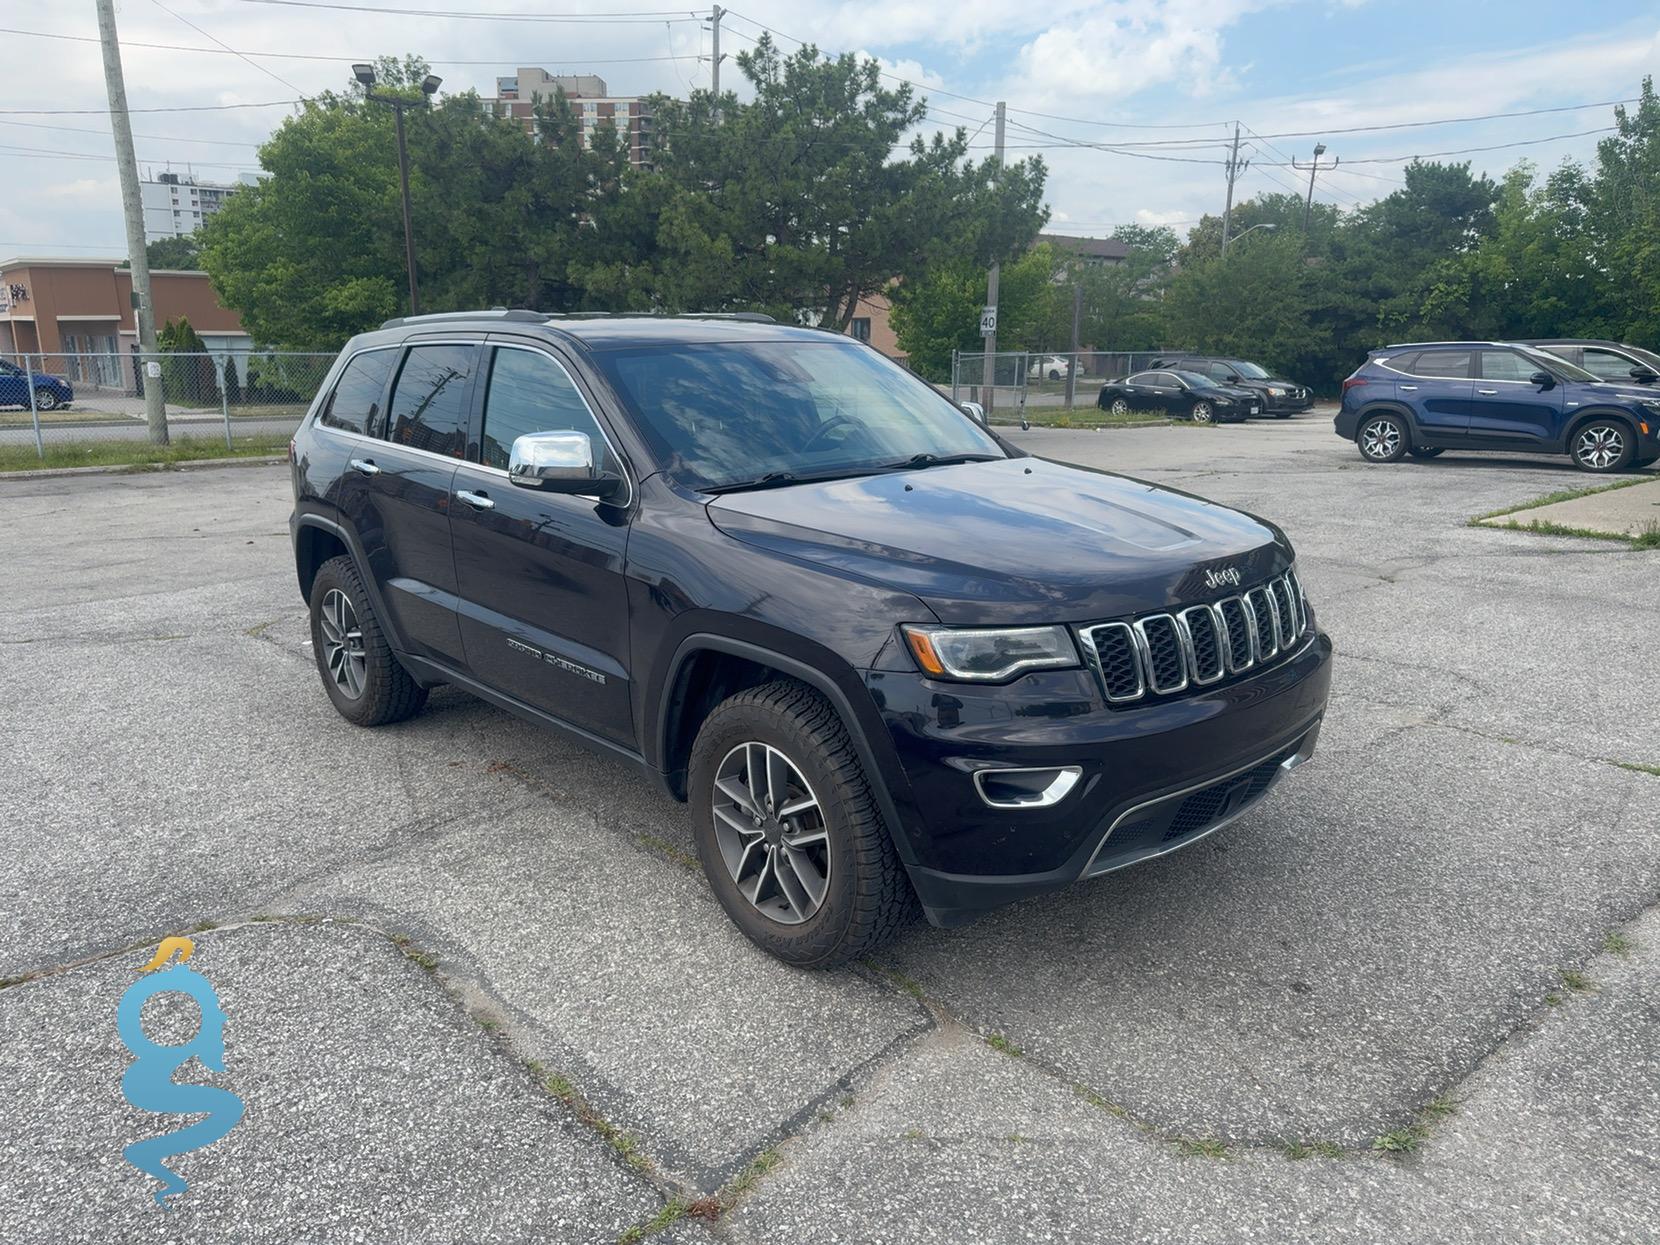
[1477,388,1498,395]
[349,457,381,476]
[455,489,495,511]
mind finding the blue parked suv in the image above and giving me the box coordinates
[1337,341,1660,472]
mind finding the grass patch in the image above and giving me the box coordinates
[1612,760,1660,776]
[1602,931,1635,956]
[616,1199,688,1245]
[0,433,289,473]
[862,960,927,1002]
[1469,474,1651,523]
[1372,1125,1427,1154]
[985,1033,1023,1058]
[1559,968,1596,993]
[0,406,134,427]
[997,405,1215,431]
[721,1146,783,1209]
[1174,1137,1230,1160]
[1282,1140,1345,1160]
[1483,518,1648,545]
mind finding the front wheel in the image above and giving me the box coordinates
[1190,401,1214,424]
[1570,420,1635,472]
[308,556,428,726]
[33,387,60,412]
[1110,398,1130,416]
[689,680,916,967]
[1357,413,1408,462]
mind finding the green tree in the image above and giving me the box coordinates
[579,34,1047,326]
[156,315,213,405]
[1073,224,1177,351]
[1163,230,1312,375]
[1584,76,1660,344]
[123,235,201,270]
[889,244,1064,380]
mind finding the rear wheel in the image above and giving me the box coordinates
[308,556,428,726]
[689,680,916,967]
[1357,413,1408,463]
[1190,401,1214,424]
[1408,446,1444,459]
[1570,420,1635,472]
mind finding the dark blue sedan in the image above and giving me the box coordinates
[0,359,73,411]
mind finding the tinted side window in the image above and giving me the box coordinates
[1579,347,1636,380]
[1478,350,1536,383]
[480,347,613,473]
[1409,350,1472,378]
[1125,372,1156,385]
[1205,362,1230,380]
[386,344,475,459]
[319,349,395,436]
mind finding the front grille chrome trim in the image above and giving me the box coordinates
[1076,571,1309,705]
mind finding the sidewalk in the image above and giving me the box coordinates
[1478,476,1660,538]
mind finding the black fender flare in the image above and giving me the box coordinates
[291,511,409,657]
[654,631,923,868]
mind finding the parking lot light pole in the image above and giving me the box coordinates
[354,64,441,317]
[1223,222,1277,252]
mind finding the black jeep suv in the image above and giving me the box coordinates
[289,311,1332,966]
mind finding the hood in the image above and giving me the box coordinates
[706,457,1288,624]
[1572,380,1660,404]
[1205,385,1260,401]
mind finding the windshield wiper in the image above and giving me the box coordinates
[882,452,1003,471]
[705,467,880,495]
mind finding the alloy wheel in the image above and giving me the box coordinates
[318,587,367,699]
[711,741,830,926]
[1191,402,1213,424]
[1110,398,1129,416]
[1575,425,1625,470]
[1361,418,1400,460]
[34,388,59,412]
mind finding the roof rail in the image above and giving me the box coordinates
[379,308,550,330]
[540,310,779,324]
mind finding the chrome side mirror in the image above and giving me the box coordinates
[508,430,623,499]
[959,400,986,425]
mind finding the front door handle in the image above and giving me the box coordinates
[1398,385,1418,391]
[455,489,495,511]
[349,457,381,476]
[1477,388,1498,395]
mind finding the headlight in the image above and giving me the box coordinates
[902,624,1079,681]
[1268,386,1285,396]
[1214,396,1235,404]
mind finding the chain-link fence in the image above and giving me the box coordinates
[0,350,334,463]
[951,349,1188,418]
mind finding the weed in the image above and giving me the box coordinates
[1174,1137,1230,1159]
[1602,931,1635,956]
[1372,1125,1426,1155]
[1559,968,1596,993]
[1614,760,1660,777]
[0,434,291,474]
[985,1033,1023,1058]
[724,1147,783,1206]
[1545,992,1563,1007]
[1469,475,1651,523]
[616,1198,687,1245]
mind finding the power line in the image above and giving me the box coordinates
[148,0,304,93]
[1258,126,1617,166]
[0,100,302,116]
[0,118,263,147]
[0,25,704,65]
[1245,97,1641,142]
[0,142,265,171]
[232,0,707,22]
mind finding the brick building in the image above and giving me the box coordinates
[485,70,655,168]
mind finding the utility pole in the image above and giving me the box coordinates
[1293,143,1338,233]
[355,64,440,316]
[982,100,1005,411]
[710,6,724,100]
[96,0,167,445]
[1219,122,1247,256]
[1065,281,1082,409]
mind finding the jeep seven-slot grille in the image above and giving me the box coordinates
[1079,572,1309,706]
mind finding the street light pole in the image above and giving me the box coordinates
[1293,142,1337,233]
[354,64,441,317]
[1223,222,1278,253]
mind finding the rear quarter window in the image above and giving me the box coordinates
[318,349,395,436]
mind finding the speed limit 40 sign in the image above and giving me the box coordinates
[979,305,998,336]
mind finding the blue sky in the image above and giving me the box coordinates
[2,0,1657,258]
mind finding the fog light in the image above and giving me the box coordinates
[972,766,1082,809]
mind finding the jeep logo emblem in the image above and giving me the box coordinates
[1203,566,1242,590]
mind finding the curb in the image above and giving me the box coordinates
[0,455,287,481]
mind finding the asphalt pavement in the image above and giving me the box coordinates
[1,417,1655,1242]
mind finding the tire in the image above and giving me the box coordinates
[1110,398,1130,417]
[307,555,428,726]
[1357,413,1408,463]
[689,679,916,967]
[1408,447,1444,459]
[1274,411,1292,420]
[33,387,60,412]
[1190,401,1214,424]
[1048,369,1061,381]
[1569,419,1636,473]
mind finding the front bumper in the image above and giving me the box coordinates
[868,631,1333,925]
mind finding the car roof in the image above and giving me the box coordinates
[349,309,842,354]
[1515,338,1631,348]
[1377,341,1516,351]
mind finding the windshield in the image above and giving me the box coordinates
[594,339,1005,490]
[1171,370,1218,389]
[1625,345,1660,372]
[1517,346,1598,383]
[1227,360,1270,379]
